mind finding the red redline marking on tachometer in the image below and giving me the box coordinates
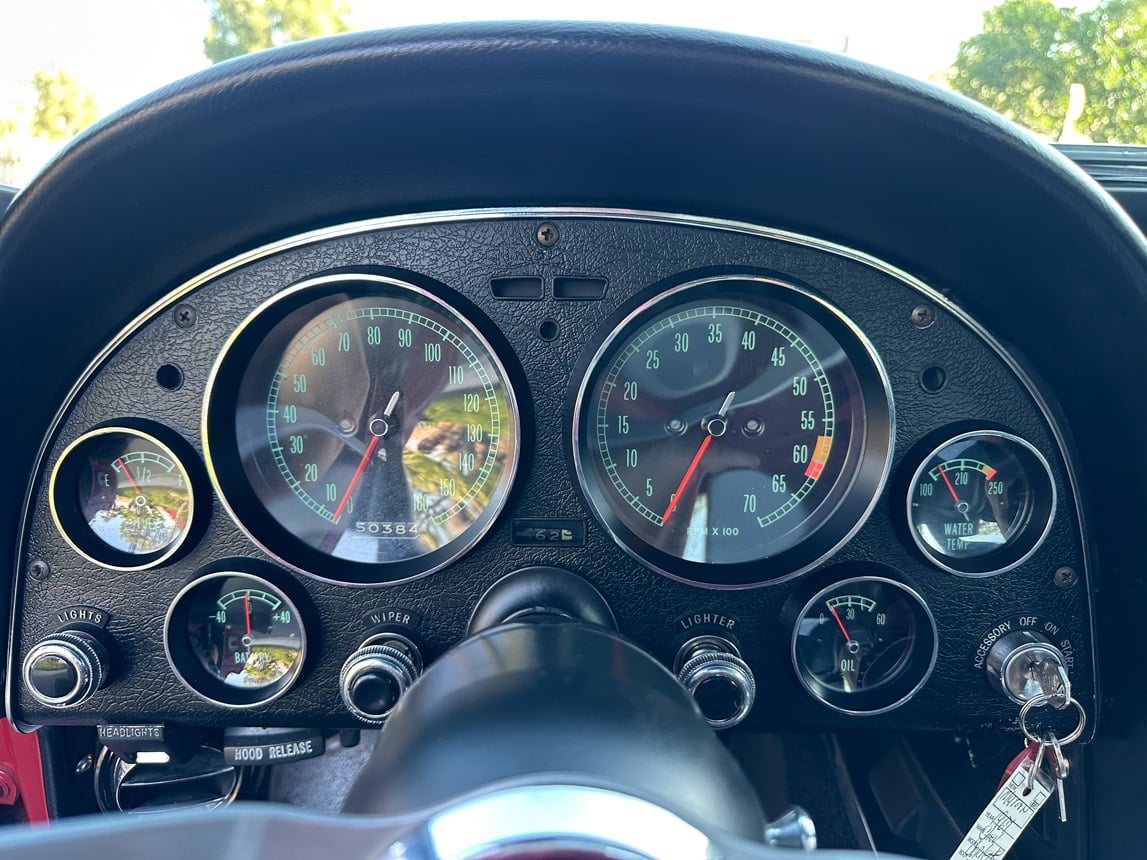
[804,435,832,479]
[828,604,852,642]
[661,434,713,525]
[116,457,143,495]
[333,434,381,523]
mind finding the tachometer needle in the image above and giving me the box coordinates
[661,391,736,525]
[828,604,852,642]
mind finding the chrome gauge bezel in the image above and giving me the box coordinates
[164,569,309,709]
[202,272,522,586]
[571,275,894,588]
[48,424,200,571]
[905,430,1057,577]
[790,574,938,716]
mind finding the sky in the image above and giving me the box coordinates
[0,1,1099,183]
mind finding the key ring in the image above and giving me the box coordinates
[1020,693,1086,745]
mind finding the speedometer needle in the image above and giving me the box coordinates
[333,391,399,523]
[661,391,736,525]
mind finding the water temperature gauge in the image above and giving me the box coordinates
[792,575,937,714]
[907,431,1055,576]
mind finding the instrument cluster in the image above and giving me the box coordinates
[7,210,1094,735]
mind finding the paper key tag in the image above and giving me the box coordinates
[950,750,1054,860]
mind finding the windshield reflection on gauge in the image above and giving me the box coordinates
[165,570,307,707]
[204,274,520,585]
[49,426,196,569]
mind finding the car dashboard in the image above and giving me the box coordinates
[2,23,1146,860]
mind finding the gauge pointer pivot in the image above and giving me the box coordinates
[661,391,736,525]
[334,391,400,523]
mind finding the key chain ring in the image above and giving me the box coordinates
[1020,694,1086,745]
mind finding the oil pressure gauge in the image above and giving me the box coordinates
[907,431,1055,576]
[792,575,937,714]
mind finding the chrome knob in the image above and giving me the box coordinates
[340,635,422,725]
[674,635,756,730]
[984,630,1070,705]
[23,630,111,708]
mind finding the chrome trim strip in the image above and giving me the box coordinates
[10,207,1095,732]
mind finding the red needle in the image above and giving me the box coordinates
[661,435,714,524]
[937,463,961,505]
[333,434,380,523]
[828,604,852,642]
[244,593,251,636]
[116,457,142,495]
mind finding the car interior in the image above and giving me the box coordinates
[0,21,1145,859]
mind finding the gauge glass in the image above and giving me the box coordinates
[573,276,893,587]
[907,431,1055,575]
[165,571,306,707]
[49,426,195,569]
[792,575,937,714]
[204,275,520,584]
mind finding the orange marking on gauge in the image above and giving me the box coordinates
[982,465,997,480]
[804,435,832,479]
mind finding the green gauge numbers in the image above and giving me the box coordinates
[792,576,937,714]
[204,274,520,585]
[573,276,893,587]
[907,431,1055,576]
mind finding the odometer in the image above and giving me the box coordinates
[204,274,520,584]
[573,276,893,586]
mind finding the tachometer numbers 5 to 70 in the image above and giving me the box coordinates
[573,276,893,588]
[906,431,1055,576]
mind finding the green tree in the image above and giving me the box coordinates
[950,0,1147,143]
[204,0,351,63]
[30,68,98,141]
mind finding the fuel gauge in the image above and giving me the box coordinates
[792,575,937,714]
[50,426,198,569]
[907,431,1055,576]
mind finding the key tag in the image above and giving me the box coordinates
[950,693,1087,860]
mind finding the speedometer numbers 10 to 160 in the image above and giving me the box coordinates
[49,426,196,570]
[907,431,1056,576]
[165,571,306,708]
[792,576,937,714]
[573,276,893,587]
[203,274,520,585]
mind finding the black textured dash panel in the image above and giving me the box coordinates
[9,213,1094,737]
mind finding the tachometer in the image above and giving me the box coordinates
[204,274,520,584]
[573,276,892,586]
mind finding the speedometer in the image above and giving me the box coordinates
[573,276,892,587]
[204,274,520,584]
